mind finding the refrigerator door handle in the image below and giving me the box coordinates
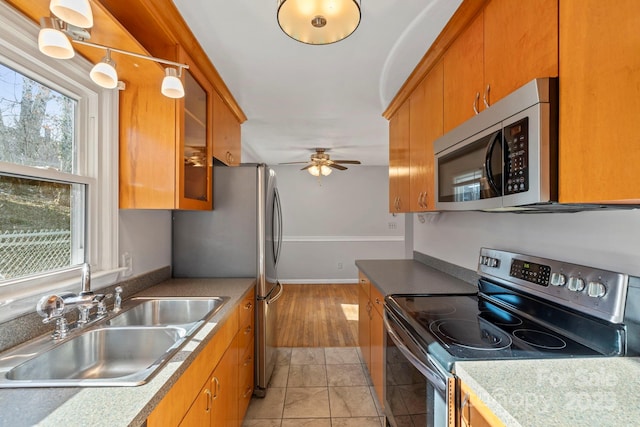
[272,188,283,266]
[267,281,284,304]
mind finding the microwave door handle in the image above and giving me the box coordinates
[484,130,502,196]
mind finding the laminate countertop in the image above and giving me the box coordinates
[0,278,255,427]
[455,357,640,427]
[355,259,478,295]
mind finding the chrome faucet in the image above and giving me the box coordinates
[36,263,108,339]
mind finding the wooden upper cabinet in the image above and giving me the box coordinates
[483,0,558,105]
[443,0,558,133]
[389,100,411,213]
[212,91,241,166]
[178,48,214,210]
[410,60,443,212]
[443,11,484,133]
[120,47,213,210]
[559,0,640,203]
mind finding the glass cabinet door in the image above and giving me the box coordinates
[179,50,213,210]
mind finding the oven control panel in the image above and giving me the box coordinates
[509,259,551,286]
[478,248,629,324]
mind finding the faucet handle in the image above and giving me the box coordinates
[113,286,123,313]
[36,295,65,323]
[97,293,112,317]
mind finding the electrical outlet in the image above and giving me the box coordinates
[388,222,397,230]
[121,252,132,277]
[337,262,343,270]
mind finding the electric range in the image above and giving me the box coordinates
[383,248,638,427]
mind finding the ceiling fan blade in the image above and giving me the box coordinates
[280,161,309,164]
[327,163,347,170]
[332,160,361,164]
[300,164,314,171]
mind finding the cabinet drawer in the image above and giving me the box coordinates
[238,342,254,420]
[239,289,255,330]
[237,319,254,351]
[370,285,384,316]
[358,271,371,297]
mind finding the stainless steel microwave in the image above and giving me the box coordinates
[434,78,558,211]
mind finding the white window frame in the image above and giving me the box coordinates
[0,2,120,322]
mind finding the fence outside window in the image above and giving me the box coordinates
[0,229,71,280]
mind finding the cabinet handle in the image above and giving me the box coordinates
[243,386,253,398]
[360,278,367,284]
[423,191,428,209]
[244,325,252,335]
[473,92,480,115]
[212,377,220,400]
[243,355,253,367]
[375,297,381,305]
[460,392,471,427]
[366,300,372,313]
[483,84,490,108]
[244,301,253,310]
[204,388,212,413]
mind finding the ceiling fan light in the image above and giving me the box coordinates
[38,17,75,59]
[50,0,93,28]
[308,165,321,176]
[161,67,185,98]
[90,51,118,89]
[277,0,361,45]
[320,165,332,176]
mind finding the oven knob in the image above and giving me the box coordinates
[587,281,607,298]
[567,277,585,292]
[550,272,566,287]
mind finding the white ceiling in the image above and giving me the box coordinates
[173,0,462,166]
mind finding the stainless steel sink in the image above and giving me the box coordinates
[5,327,186,386]
[0,296,229,388]
[108,297,228,332]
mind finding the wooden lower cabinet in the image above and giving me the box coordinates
[458,380,505,427]
[358,271,385,408]
[147,288,255,427]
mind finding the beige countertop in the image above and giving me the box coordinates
[455,357,640,427]
[0,277,255,427]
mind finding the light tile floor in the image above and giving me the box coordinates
[243,347,386,427]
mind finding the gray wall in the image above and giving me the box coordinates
[413,209,640,277]
[273,165,406,283]
[119,210,172,278]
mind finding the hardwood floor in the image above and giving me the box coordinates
[275,284,359,347]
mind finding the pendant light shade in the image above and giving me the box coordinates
[161,68,185,99]
[90,50,118,89]
[277,0,361,45]
[49,0,93,28]
[38,17,75,59]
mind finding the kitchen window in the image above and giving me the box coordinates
[0,2,119,321]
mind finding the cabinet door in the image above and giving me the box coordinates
[559,0,640,203]
[212,90,241,166]
[358,284,371,370]
[389,100,411,212]
[484,0,558,105]
[211,343,239,427]
[177,48,213,210]
[370,298,384,408]
[459,380,505,427]
[179,385,213,427]
[409,60,443,212]
[443,11,484,133]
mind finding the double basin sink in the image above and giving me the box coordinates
[0,297,228,387]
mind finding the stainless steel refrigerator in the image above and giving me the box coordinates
[172,163,283,397]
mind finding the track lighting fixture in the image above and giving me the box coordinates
[36,1,189,98]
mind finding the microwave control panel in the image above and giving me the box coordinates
[504,117,529,195]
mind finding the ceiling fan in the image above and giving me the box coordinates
[280,148,361,176]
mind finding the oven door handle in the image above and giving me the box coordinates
[384,315,449,392]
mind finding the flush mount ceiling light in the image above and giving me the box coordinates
[277,0,362,45]
[36,1,189,98]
